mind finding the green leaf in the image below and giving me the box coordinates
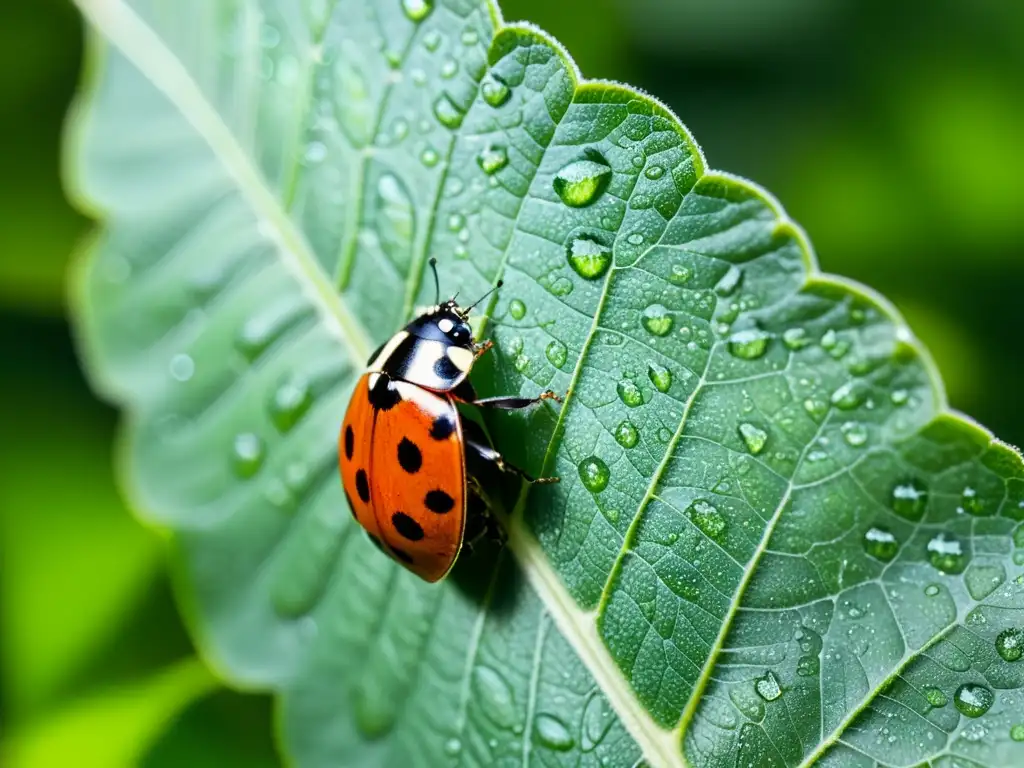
[66,1,1024,766]
[1,657,218,767]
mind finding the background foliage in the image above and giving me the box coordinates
[1,0,1022,764]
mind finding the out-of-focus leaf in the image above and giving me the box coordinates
[0,318,161,717]
[0,657,218,768]
[66,1,1024,766]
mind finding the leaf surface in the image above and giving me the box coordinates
[67,0,1024,765]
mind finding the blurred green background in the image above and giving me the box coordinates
[1,0,1021,764]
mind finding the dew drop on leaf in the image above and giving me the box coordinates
[553,152,612,207]
[548,277,574,297]
[433,94,464,129]
[923,686,948,708]
[728,328,770,360]
[303,141,327,164]
[534,713,574,751]
[641,304,673,336]
[578,456,610,493]
[617,379,643,407]
[891,479,929,520]
[647,362,672,393]
[401,0,433,22]
[738,423,768,455]
[232,433,265,478]
[754,671,782,701]
[270,376,313,433]
[657,427,672,443]
[891,388,909,406]
[863,526,899,562]
[513,354,530,373]
[924,584,941,597]
[960,485,990,516]
[614,421,639,449]
[477,143,508,174]
[444,738,462,756]
[422,29,442,51]
[420,146,439,167]
[461,28,479,46]
[169,353,195,382]
[481,73,511,107]
[473,667,516,728]
[1011,724,1024,742]
[668,264,692,285]
[782,327,811,350]
[954,683,994,718]
[687,499,727,542]
[803,398,828,421]
[996,628,1023,662]
[581,694,613,751]
[927,532,967,574]
[841,421,868,447]
[545,340,567,369]
[508,299,526,320]
[566,234,612,280]
[714,266,742,297]
[830,381,863,410]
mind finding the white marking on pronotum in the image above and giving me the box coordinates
[447,346,474,372]
[369,330,408,370]
[437,318,454,333]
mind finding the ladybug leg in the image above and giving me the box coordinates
[464,435,559,485]
[460,488,506,558]
[469,390,562,410]
[473,339,494,360]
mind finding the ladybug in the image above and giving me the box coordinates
[338,259,560,582]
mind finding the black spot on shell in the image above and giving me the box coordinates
[433,354,460,383]
[344,425,354,461]
[368,374,401,411]
[430,412,455,441]
[391,547,414,565]
[392,511,425,541]
[355,469,370,502]
[425,489,455,514]
[397,438,422,473]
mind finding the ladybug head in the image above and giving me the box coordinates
[407,259,502,347]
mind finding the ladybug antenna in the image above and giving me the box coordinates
[428,258,441,305]
[461,280,503,315]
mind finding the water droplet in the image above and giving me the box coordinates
[401,0,433,22]
[953,683,994,718]
[433,94,464,129]
[477,143,508,174]
[481,73,511,107]
[461,28,479,46]
[440,58,458,79]
[996,628,1023,662]
[641,304,673,337]
[580,694,613,752]
[545,340,567,369]
[754,671,782,701]
[505,336,524,357]
[830,382,863,410]
[924,583,941,597]
[259,23,281,48]
[657,427,672,443]
[304,141,327,164]
[626,232,644,246]
[715,266,743,297]
[841,421,868,447]
[446,213,465,232]
[578,456,610,493]
[738,423,768,455]
[509,299,526,320]
[891,389,909,406]
[513,354,530,373]
[927,532,967,574]
[923,686,948,708]
[863,526,899,562]
[803,398,828,421]
[566,235,612,280]
[270,376,313,433]
[444,738,462,756]
[553,151,612,208]
[614,421,639,449]
[422,29,442,51]
[668,264,691,285]
[473,667,517,728]
[549,277,573,297]
[617,379,643,408]
[169,353,195,382]
[782,328,811,350]
[420,146,439,167]
[728,328,771,360]
[960,486,990,516]
[1011,724,1024,742]
[647,362,672,393]
[688,499,727,541]
[534,713,574,751]
[892,479,928,520]
[232,433,265,478]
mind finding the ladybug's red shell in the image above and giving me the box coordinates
[339,372,466,582]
